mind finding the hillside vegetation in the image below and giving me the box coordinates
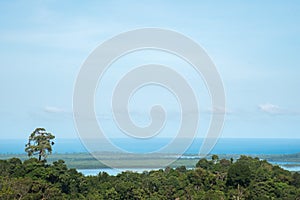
[1,155,300,199]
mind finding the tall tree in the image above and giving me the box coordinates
[25,128,55,161]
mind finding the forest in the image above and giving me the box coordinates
[1,155,300,200]
[1,129,300,199]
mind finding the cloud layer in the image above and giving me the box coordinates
[44,106,66,114]
[258,103,299,115]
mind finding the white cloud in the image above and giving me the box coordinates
[208,106,232,115]
[44,106,66,114]
[258,103,283,114]
[258,103,300,115]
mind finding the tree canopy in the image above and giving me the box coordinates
[1,155,300,199]
[25,128,55,161]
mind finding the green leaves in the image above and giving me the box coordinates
[227,160,252,187]
[2,153,300,199]
[25,128,55,161]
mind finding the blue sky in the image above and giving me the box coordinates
[0,1,299,139]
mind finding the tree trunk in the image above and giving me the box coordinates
[39,150,42,161]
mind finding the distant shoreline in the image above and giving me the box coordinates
[1,152,300,171]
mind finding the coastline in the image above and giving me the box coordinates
[1,152,300,174]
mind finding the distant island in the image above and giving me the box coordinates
[1,152,300,170]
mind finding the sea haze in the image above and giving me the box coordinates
[1,138,300,155]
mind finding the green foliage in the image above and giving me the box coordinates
[1,155,300,199]
[227,159,251,187]
[212,154,219,163]
[292,172,300,187]
[196,158,212,170]
[25,128,55,161]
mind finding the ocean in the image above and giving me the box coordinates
[2,138,300,175]
[1,138,300,155]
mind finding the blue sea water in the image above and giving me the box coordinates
[78,162,300,176]
[77,168,161,176]
[1,138,300,155]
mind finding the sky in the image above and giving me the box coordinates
[0,0,300,140]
